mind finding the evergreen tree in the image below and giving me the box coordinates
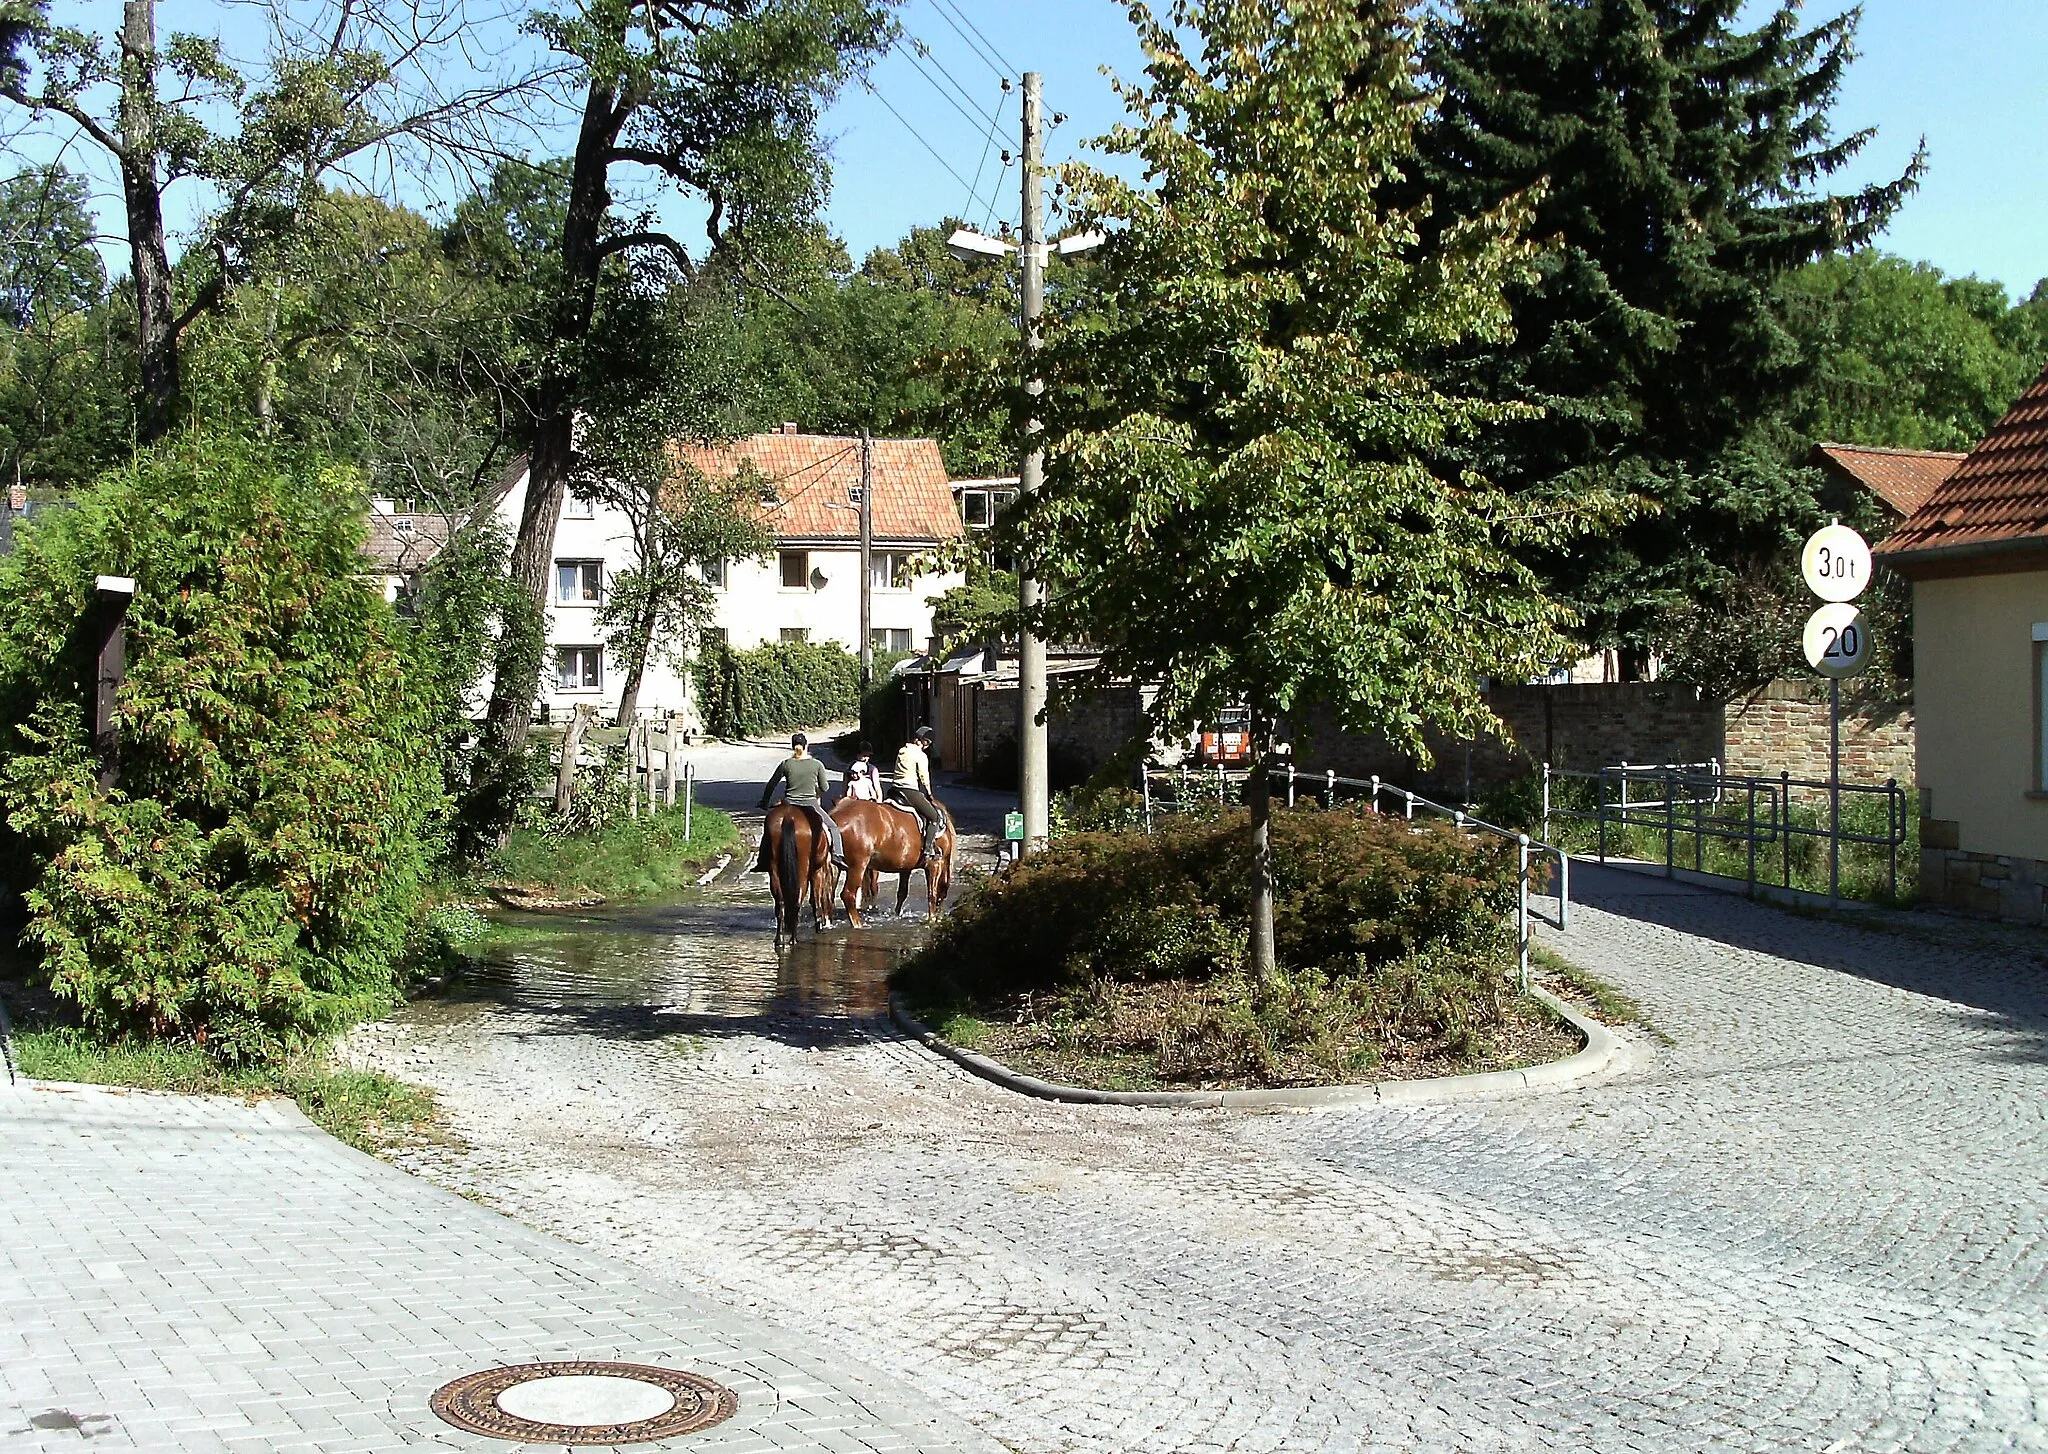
[1414,0,1921,666]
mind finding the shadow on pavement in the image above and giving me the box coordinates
[1570,860,2048,1056]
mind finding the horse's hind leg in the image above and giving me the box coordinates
[895,871,912,917]
[841,849,867,926]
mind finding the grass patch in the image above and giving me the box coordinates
[1531,946,1673,1045]
[483,803,741,903]
[10,1027,440,1155]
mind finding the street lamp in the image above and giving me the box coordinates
[944,80,1105,856]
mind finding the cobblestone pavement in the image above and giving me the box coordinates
[349,864,2048,1454]
[0,1078,1004,1452]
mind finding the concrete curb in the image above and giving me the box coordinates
[890,987,1627,1110]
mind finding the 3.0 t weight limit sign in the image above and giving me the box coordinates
[1801,522,1871,603]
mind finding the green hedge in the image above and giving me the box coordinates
[0,436,446,1065]
[695,640,863,737]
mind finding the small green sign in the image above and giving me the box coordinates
[1004,811,1025,841]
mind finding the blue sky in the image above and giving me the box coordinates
[32,0,2048,298]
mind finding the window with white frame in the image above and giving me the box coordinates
[780,627,810,643]
[556,646,603,691]
[700,557,726,587]
[556,559,603,604]
[871,627,912,653]
[961,491,990,527]
[870,551,913,590]
[779,550,810,589]
[565,492,594,520]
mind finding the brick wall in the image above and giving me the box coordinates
[1290,684,1725,799]
[1723,680,1915,789]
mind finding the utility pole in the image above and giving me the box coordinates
[1018,70,1050,855]
[858,428,874,688]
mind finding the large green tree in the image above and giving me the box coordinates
[1783,251,2048,453]
[1032,0,1596,980]
[1413,0,1920,667]
[741,220,1017,475]
[466,0,893,841]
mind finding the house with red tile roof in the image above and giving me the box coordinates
[1874,364,2048,920]
[479,428,967,724]
[1810,442,1967,524]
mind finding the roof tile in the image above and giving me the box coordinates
[675,432,964,544]
[1878,365,2048,558]
[1811,442,1964,519]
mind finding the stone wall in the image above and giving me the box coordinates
[968,678,1148,779]
[1290,684,1726,800]
[1919,813,2048,922]
[1724,681,1916,789]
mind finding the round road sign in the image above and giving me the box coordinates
[1802,602,1871,678]
[1801,523,1871,603]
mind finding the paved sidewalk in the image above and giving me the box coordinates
[0,1078,1002,1453]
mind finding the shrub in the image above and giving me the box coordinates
[694,639,863,737]
[898,808,1524,1080]
[903,807,1517,998]
[0,436,446,1064]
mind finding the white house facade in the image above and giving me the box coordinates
[467,428,967,725]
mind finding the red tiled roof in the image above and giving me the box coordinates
[1811,443,1965,519]
[1877,365,2048,563]
[363,513,457,573]
[676,432,964,544]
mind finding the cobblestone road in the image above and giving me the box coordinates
[0,1078,1004,1452]
[352,864,2048,1454]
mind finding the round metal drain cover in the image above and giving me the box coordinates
[431,1361,738,1444]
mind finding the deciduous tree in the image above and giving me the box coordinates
[1031,0,1597,981]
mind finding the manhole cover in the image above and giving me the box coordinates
[430,1361,738,1444]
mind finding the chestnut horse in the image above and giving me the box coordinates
[832,797,956,925]
[764,803,835,949]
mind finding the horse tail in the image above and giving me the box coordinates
[778,816,799,928]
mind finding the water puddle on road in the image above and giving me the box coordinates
[417,879,929,1025]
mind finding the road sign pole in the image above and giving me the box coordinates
[1830,675,1841,906]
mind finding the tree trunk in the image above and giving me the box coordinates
[1248,715,1278,987]
[468,71,627,834]
[554,702,593,817]
[612,508,661,723]
[118,0,179,444]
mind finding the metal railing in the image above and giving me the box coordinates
[1542,761,1907,903]
[1138,763,1571,990]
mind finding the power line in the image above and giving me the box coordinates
[897,31,1002,134]
[926,0,1016,80]
[964,85,1011,229]
[859,77,982,197]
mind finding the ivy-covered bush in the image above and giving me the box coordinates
[694,639,864,737]
[0,436,447,1064]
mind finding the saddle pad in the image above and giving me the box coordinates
[880,799,921,816]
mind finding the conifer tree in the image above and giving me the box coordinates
[1413,0,1921,665]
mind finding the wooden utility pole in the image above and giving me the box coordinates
[858,428,874,688]
[1018,71,1050,854]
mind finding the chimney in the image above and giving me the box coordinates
[780,421,800,435]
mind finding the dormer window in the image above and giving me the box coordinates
[565,492,594,520]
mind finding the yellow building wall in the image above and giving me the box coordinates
[1915,569,2048,862]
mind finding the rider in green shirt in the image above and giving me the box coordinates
[760,733,845,867]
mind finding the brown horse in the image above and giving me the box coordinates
[832,797,956,925]
[763,803,835,949]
